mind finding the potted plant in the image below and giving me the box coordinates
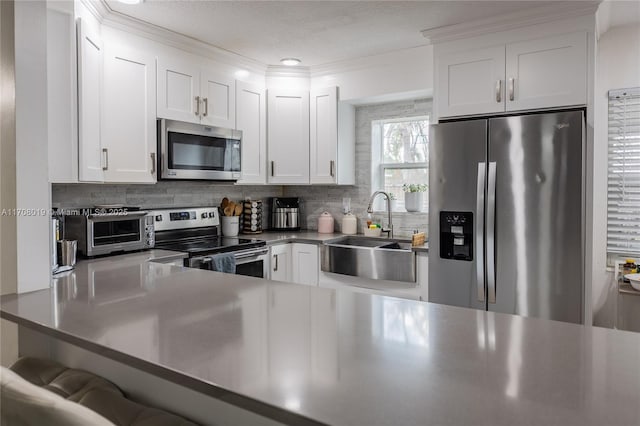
[403,183,427,212]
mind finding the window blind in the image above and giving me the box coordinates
[607,87,640,256]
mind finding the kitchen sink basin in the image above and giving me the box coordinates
[321,236,416,283]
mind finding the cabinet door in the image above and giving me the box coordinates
[505,32,587,111]
[102,44,157,183]
[436,46,505,118]
[236,81,266,184]
[291,243,319,286]
[270,244,291,283]
[200,70,235,128]
[77,18,103,182]
[47,6,78,183]
[310,86,338,184]
[157,57,200,123]
[267,89,310,184]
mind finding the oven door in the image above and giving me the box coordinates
[233,248,269,279]
[159,119,241,180]
[190,247,269,279]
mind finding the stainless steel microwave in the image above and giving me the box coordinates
[158,119,242,181]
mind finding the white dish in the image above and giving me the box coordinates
[625,273,640,291]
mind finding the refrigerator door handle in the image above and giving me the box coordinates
[487,162,497,304]
[476,163,486,302]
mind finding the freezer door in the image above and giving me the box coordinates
[488,110,584,323]
[429,119,487,311]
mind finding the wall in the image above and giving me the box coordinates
[311,45,433,103]
[284,98,431,238]
[52,182,283,228]
[0,0,18,367]
[592,23,640,328]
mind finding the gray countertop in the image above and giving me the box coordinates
[257,230,429,252]
[2,255,639,426]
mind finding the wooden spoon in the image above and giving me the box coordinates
[234,204,242,216]
[223,205,234,217]
[221,197,230,209]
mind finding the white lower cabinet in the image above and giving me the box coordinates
[291,243,319,286]
[270,244,291,283]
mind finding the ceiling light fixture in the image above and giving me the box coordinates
[280,58,301,66]
[116,0,144,5]
[234,70,250,79]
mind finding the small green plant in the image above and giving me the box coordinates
[402,183,428,193]
[388,193,397,200]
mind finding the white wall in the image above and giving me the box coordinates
[592,23,640,326]
[311,45,433,103]
[14,0,51,294]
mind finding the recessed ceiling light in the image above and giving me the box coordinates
[280,58,301,66]
[234,70,250,79]
[116,0,144,4]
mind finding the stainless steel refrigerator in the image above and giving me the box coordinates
[428,110,584,324]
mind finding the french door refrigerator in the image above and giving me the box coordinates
[428,110,584,324]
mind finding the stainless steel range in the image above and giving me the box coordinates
[151,206,268,278]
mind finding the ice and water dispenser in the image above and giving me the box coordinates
[439,211,473,261]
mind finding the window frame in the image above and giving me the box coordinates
[371,115,430,212]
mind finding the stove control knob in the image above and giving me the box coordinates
[155,215,162,222]
[208,212,215,218]
[201,213,208,219]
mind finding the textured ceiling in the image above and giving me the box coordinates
[106,0,575,67]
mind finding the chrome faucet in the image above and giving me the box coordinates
[367,191,393,238]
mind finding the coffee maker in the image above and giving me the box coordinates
[270,197,300,231]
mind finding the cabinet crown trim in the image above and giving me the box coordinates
[421,2,598,45]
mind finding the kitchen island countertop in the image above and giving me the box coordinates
[1,255,638,426]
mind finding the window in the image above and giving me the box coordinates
[372,116,429,212]
[607,87,640,256]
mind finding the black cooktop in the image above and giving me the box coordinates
[155,237,266,256]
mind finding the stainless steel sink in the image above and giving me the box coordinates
[321,236,416,283]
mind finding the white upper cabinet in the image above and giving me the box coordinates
[505,32,587,111]
[157,57,200,123]
[310,86,338,184]
[47,5,78,183]
[200,70,235,128]
[435,31,588,118]
[436,46,506,118]
[236,81,266,184]
[101,44,157,183]
[77,18,104,182]
[310,86,355,185]
[157,57,236,127]
[267,88,310,184]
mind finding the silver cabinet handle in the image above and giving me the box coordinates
[203,97,208,117]
[487,162,497,304]
[195,96,200,116]
[508,78,515,101]
[330,160,335,177]
[273,254,278,271]
[271,161,275,177]
[150,153,156,175]
[495,80,502,103]
[476,162,486,302]
[102,148,109,171]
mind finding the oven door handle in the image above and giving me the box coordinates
[234,248,269,261]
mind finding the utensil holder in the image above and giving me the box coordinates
[221,216,239,237]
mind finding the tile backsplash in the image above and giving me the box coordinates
[52,98,430,238]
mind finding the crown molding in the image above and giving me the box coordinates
[265,65,311,79]
[80,0,267,74]
[421,2,600,45]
